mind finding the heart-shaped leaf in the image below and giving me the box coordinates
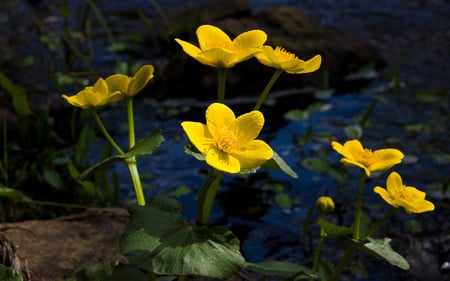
[121,197,245,279]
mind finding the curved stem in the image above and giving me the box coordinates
[353,169,367,240]
[196,168,223,226]
[254,69,283,111]
[217,68,227,103]
[91,109,124,154]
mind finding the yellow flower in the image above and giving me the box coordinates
[373,172,434,213]
[62,78,121,109]
[316,196,335,214]
[181,103,273,173]
[331,139,404,177]
[255,46,321,74]
[174,24,267,68]
[105,64,154,99]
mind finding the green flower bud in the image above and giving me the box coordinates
[316,196,335,214]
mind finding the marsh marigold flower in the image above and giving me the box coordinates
[181,103,273,173]
[105,64,154,99]
[373,172,434,213]
[174,24,267,68]
[316,196,335,214]
[331,139,404,177]
[62,78,121,109]
[255,45,322,74]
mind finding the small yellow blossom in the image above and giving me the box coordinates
[255,45,321,74]
[62,78,121,109]
[105,64,154,99]
[316,196,335,214]
[331,139,404,177]
[373,172,434,213]
[181,103,273,173]
[174,24,267,68]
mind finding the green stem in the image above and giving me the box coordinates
[217,68,227,103]
[127,97,135,148]
[196,168,223,226]
[353,169,367,240]
[91,109,124,154]
[126,157,146,206]
[310,216,326,281]
[254,69,283,111]
[362,207,398,240]
[126,97,145,206]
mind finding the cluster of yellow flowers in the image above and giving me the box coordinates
[62,24,434,216]
[332,139,434,214]
[174,24,321,71]
[62,65,154,108]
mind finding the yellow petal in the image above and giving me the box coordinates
[174,38,202,58]
[286,55,322,74]
[197,25,232,50]
[206,148,240,173]
[196,48,237,68]
[373,186,397,208]
[236,110,264,144]
[233,29,267,50]
[92,78,109,94]
[255,45,278,67]
[369,148,404,171]
[331,140,360,161]
[385,171,403,195]
[181,121,214,154]
[340,158,371,176]
[129,64,154,96]
[232,140,273,169]
[206,103,236,138]
[105,74,130,95]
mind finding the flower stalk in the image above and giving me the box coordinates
[196,168,223,225]
[217,68,227,103]
[254,68,283,110]
[353,169,366,240]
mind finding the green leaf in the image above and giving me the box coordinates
[120,197,245,279]
[360,238,410,270]
[0,264,23,281]
[0,71,32,117]
[0,185,31,202]
[66,262,148,281]
[79,129,164,179]
[43,169,64,189]
[275,193,293,209]
[262,150,298,178]
[317,218,352,237]
[244,261,312,279]
[66,262,115,281]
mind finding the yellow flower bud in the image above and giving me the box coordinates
[316,196,335,214]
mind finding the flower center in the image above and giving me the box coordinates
[356,148,376,166]
[215,126,239,153]
[396,187,414,203]
[274,46,297,62]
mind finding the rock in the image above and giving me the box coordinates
[0,208,129,281]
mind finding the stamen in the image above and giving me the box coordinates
[274,46,297,62]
